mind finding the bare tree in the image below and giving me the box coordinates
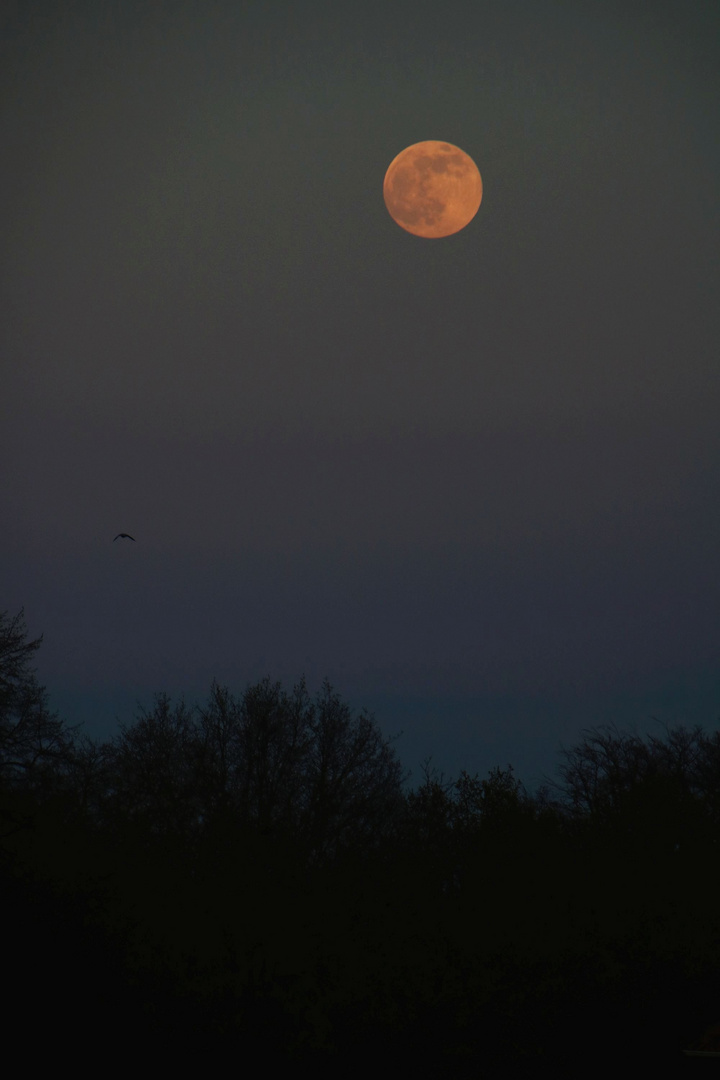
[453,765,529,832]
[192,677,313,838]
[551,721,720,853]
[0,608,74,791]
[302,679,406,860]
[96,676,405,864]
[100,692,198,839]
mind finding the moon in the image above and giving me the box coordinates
[383,141,482,239]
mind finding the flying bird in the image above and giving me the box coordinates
[113,533,136,542]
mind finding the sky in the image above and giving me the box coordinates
[2,0,719,791]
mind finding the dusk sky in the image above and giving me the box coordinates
[2,0,719,790]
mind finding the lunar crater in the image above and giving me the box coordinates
[383,141,482,238]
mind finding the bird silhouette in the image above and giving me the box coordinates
[113,533,136,541]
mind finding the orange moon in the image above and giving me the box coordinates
[383,141,482,238]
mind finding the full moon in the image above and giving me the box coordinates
[383,141,483,239]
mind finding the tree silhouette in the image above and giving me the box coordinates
[95,676,405,865]
[453,764,530,833]
[4,602,718,1067]
[0,608,74,793]
[553,722,720,854]
[302,679,406,861]
[100,692,198,840]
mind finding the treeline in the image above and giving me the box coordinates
[2,607,719,1069]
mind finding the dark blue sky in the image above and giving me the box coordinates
[2,0,719,790]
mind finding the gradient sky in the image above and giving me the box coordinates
[2,0,719,790]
